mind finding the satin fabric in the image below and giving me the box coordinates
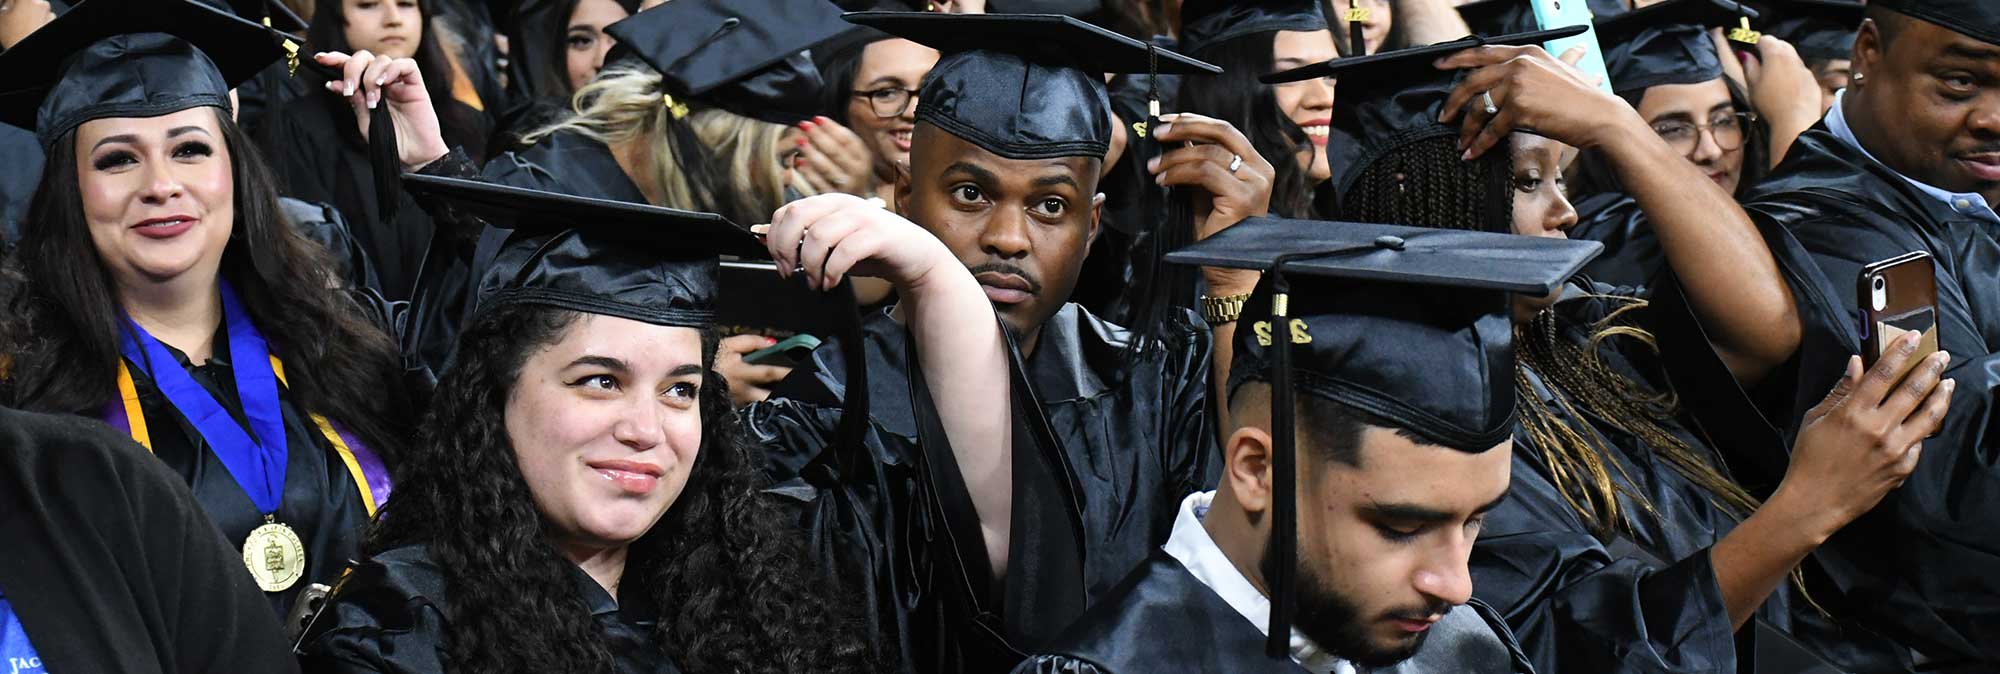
[1758,0,1864,61]
[1474,282,1911,673]
[107,325,375,620]
[1569,193,1667,289]
[1601,24,1725,96]
[601,0,845,125]
[1013,553,1534,674]
[0,408,299,674]
[295,545,679,674]
[1871,0,2000,46]
[1177,0,1328,55]
[1739,123,2000,668]
[743,304,1217,673]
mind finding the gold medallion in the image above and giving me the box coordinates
[243,516,307,593]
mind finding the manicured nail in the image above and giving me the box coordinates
[1462,148,1474,161]
[796,137,808,147]
[800,120,817,130]
[1146,156,1160,172]
[814,115,831,124]
[767,337,779,345]
[1153,123,1171,137]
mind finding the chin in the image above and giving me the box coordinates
[573,502,673,546]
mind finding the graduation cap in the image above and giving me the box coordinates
[193,0,307,33]
[1594,0,1760,96]
[1163,216,1602,657]
[399,174,766,328]
[845,11,1219,160]
[0,0,285,150]
[1754,0,1863,61]
[1875,0,2000,47]
[1178,0,1328,56]
[1454,0,1537,37]
[603,0,850,125]
[1261,26,1586,200]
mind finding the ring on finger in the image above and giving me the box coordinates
[1481,91,1498,116]
[794,228,810,274]
[1227,154,1243,175]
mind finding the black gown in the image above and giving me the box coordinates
[1568,193,1664,289]
[741,304,1218,673]
[1013,553,1534,674]
[0,123,40,249]
[1471,282,1912,674]
[1739,124,2000,669]
[294,544,679,674]
[94,325,390,620]
[0,407,301,674]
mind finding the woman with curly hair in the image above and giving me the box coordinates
[293,74,1019,671]
[1262,35,1946,673]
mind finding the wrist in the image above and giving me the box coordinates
[1202,268,1260,299]
[1764,482,1843,547]
[404,144,450,173]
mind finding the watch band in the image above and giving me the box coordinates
[1200,292,1251,325]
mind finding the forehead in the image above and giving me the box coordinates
[539,314,706,367]
[1511,133,1576,165]
[860,38,940,79]
[75,107,222,143]
[1318,429,1511,508]
[912,124,1099,189]
[1272,29,1338,63]
[570,0,630,24]
[1636,78,1732,117]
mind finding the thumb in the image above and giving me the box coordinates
[1809,355,1864,421]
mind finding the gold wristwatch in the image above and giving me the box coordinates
[1200,293,1251,325]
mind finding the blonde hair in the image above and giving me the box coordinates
[522,64,811,222]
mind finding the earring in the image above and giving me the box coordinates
[1852,72,1866,85]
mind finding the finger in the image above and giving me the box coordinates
[1893,441,1924,482]
[1456,85,1502,152]
[1152,113,1258,163]
[1148,143,1237,177]
[1433,44,1539,72]
[1820,356,1865,415]
[718,334,773,355]
[359,57,397,109]
[818,221,884,289]
[1857,331,1925,407]
[341,50,376,101]
[1896,378,1955,447]
[736,364,794,386]
[1884,350,1951,418]
[1558,45,1587,67]
[798,210,861,290]
[1463,104,1520,160]
[1438,62,1516,125]
[768,195,861,273]
[313,51,353,71]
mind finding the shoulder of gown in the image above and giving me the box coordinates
[296,545,453,674]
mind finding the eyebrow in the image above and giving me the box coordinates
[1360,488,1511,523]
[91,126,210,152]
[1031,173,1081,190]
[863,75,908,89]
[168,126,209,139]
[941,161,1000,185]
[567,355,630,373]
[1647,111,1696,125]
[669,364,704,378]
[1944,44,2000,62]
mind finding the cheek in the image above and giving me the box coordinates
[504,384,602,492]
[77,169,133,232]
[1273,89,1305,121]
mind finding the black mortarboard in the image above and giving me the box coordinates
[603,0,850,125]
[1262,26,1586,199]
[399,174,766,329]
[845,11,1219,160]
[1875,0,2000,47]
[1755,0,1863,60]
[1595,0,1760,96]
[0,0,283,151]
[1178,0,1328,55]
[193,0,307,33]
[1164,216,1602,658]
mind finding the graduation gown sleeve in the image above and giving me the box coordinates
[295,548,452,674]
[0,408,299,674]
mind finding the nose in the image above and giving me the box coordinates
[977,208,1032,260]
[593,36,616,71]
[1301,78,1335,113]
[610,397,666,451]
[1547,187,1578,236]
[137,161,185,206]
[1969,97,2000,139]
[1412,545,1475,608]
[1689,127,1725,165]
[899,93,919,121]
[383,1,407,25]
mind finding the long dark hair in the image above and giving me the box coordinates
[813,35,879,128]
[0,108,413,466]
[1177,30,1320,218]
[1570,77,1770,201]
[304,0,485,155]
[365,303,873,674]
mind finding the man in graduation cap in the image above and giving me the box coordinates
[1016,218,1602,674]
[1731,0,2000,666]
[743,10,1278,674]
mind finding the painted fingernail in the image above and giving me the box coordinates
[796,137,809,147]
[1154,123,1171,137]
[815,115,831,124]
[376,77,386,86]
[1146,156,1161,172]
[1462,148,1474,161]
[800,120,816,130]
[768,337,780,345]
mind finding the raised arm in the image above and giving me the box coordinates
[763,194,1016,576]
[1438,44,1801,386]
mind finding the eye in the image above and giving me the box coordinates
[1465,515,1487,536]
[1374,522,1422,543]
[571,374,620,391]
[950,183,985,205]
[92,150,138,172]
[567,33,594,50]
[1032,197,1067,218]
[665,381,699,400]
[1939,73,1978,95]
[1651,123,1694,143]
[172,141,213,160]
[1512,170,1543,193]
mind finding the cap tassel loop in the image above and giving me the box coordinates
[1347,0,1370,56]
[1727,15,1761,44]
[662,93,691,120]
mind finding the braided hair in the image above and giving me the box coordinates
[1340,132,1760,540]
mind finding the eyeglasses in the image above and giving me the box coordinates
[1650,111,1757,154]
[852,87,918,119]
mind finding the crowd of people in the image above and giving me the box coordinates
[0,0,1993,672]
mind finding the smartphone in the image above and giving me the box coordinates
[1857,251,1939,384]
[745,333,822,366]
[1530,0,1615,95]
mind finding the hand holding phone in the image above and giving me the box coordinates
[1858,251,1939,387]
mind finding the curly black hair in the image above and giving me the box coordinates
[364,303,874,673]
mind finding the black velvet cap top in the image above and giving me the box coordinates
[1595,0,1759,96]
[603,0,850,125]
[1164,216,1601,657]
[400,174,767,329]
[0,0,283,151]
[1455,0,1536,37]
[196,0,306,32]
[846,11,1220,160]
[1178,0,1328,55]
[1875,0,2000,47]
[1262,26,1585,198]
[1755,0,1863,60]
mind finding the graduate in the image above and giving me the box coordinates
[0,407,301,674]
[295,173,1013,673]
[1738,0,2000,665]
[0,0,416,620]
[1016,218,1600,674]
[741,11,1270,673]
[1757,0,1866,114]
[1281,27,1943,672]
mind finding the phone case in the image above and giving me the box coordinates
[1530,0,1614,95]
[1858,251,1939,383]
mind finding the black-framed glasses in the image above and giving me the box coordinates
[852,86,918,119]
[1650,111,1757,154]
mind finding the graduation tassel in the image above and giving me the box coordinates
[1346,0,1369,56]
[1265,260,1299,660]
